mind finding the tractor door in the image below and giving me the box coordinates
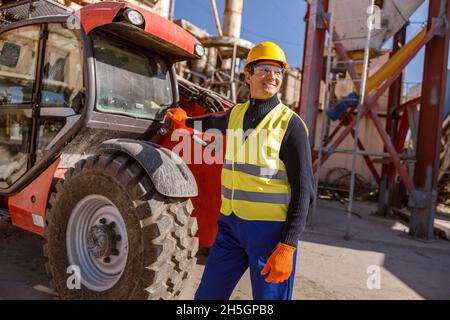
[0,22,84,192]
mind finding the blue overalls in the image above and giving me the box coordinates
[194,213,298,300]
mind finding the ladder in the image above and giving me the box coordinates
[311,0,377,239]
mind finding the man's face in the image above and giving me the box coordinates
[245,60,285,99]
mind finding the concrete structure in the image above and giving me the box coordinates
[221,0,242,52]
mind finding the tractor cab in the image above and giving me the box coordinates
[0,0,203,193]
[0,0,206,299]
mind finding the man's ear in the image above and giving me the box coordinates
[244,69,251,85]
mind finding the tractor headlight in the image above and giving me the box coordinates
[194,44,205,57]
[123,9,145,27]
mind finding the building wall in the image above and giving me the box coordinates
[280,68,302,109]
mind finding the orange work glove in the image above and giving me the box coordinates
[261,243,296,283]
[166,108,188,130]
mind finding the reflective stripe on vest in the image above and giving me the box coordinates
[223,162,288,180]
[221,186,290,205]
[220,100,307,221]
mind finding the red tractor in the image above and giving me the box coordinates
[0,0,230,299]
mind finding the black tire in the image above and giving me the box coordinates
[43,152,199,299]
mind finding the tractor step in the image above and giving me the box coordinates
[0,208,11,223]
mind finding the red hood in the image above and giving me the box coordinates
[76,1,201,61]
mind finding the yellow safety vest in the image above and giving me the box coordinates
[220,100,308,221]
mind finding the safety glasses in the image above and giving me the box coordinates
[253,64,285,78]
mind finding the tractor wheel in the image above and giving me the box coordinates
[43,152,198,299]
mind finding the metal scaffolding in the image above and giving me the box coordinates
[301,0,450,240]
[311,0,376,238]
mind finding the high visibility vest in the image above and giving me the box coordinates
[220,100,308,221]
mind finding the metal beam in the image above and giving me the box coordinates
[411,0,450,239]
[378,25,407,216]
[298,0,328,145]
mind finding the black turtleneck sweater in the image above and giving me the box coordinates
[186,94,315,247]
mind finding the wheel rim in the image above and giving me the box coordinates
[66,194,129,292]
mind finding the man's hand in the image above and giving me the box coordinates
[166,108,187,130]
[261,243,296,283]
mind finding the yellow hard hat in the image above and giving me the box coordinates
[244,42,289,70]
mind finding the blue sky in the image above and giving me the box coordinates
[174,0,449,91]
[174,0,306,68]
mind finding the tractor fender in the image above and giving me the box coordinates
[98,138,198,198]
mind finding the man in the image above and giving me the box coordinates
[166,42,314,300]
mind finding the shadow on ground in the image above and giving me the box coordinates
[298,200,450,299]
